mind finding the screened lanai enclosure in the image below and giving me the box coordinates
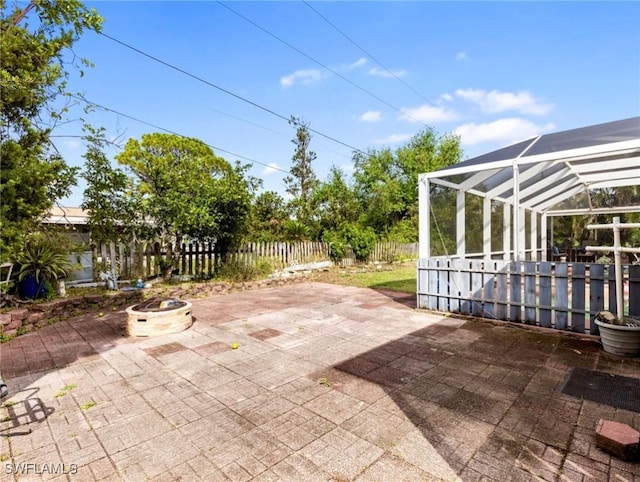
[417,117,640,334]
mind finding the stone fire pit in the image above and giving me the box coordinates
[126,297,193,337]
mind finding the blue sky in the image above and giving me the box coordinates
[53,1,640,207]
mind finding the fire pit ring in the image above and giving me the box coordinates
[126,297,193,337]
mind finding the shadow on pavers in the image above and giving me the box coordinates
[1,387,54,437]
[1,312,131,380]
[370,286,416,308]
[319,320,630,479]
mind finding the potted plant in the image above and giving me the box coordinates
[594,311,640,357]
[15,235,70,299]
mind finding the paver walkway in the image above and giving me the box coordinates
[1,282,639,481]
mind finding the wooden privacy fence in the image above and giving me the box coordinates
[96,241,418,280]
[417,258,640,334]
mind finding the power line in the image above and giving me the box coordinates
[205,106,286,137]
[216,1,429,127]
[204,106,352,160]
[302,1,436,107]
[98,31,365,155]
[72,94,292,175]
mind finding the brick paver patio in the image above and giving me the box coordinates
[1,282,639,481]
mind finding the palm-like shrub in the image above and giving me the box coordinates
[16,235,70,298]
[284,220,311,241]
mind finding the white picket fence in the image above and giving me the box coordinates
[93,241,419,279]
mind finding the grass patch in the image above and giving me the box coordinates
[54,384,77,398]
[314,264,416,294]
[81,401,96,411]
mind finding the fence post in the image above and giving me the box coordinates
[630,265,640,317]
[571,264,586,333]
[539,262,552,328]
[589,263,605,334]
[510,261,521,322]
[555,263,568,330]
[524,261,536,325]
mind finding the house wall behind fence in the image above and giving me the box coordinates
[417,258,640,334]
[94,241,418,280]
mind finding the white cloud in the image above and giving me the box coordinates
[66,140,81,149]
[454,118,555,145]
[348,57,367,69]
[400,104,458,123]
[455,88,554,115]
[280,69,323,88]
[374,133,412,145]
[359,110,382,122]
[456,52,468,61]
[439,93,453,102]
[340,163,355,173]
[261,163,281,175]
[368,67,407,78]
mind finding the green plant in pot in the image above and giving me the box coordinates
[16,235,71,299]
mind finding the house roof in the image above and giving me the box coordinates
[44,206,89,225]
[422,117,640,215]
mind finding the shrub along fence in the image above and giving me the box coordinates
[94,241,418,280]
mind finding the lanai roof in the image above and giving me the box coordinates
[422,117,640,216]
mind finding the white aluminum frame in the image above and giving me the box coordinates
[419,121,640,261]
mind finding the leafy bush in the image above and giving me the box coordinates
[216,259,272,282]
[322,230,347,262]
[386,218,418,243]
[323,224,377,262]
[343,224,377,262]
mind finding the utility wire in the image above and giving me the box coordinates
[302,1,435,107]
[204,105,352,160]
[72,94,292,175]
[216,1,427,126]
[205,106,286,137]
[98,31,365,155]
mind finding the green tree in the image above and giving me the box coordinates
[115,133,252,272]
[284,116,319,226]
[353,128,462,241]
[81,128,138,244]
[0,0,103,257]
[353,147,405,236]
[246,191,289,242]
[396,129,462,208]
[313,166,359,236]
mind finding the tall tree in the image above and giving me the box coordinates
[0,0,103,257]
[115,133,252,271]
[353,128,462,241]
[81,127,142,246]
[353,147,405,236]
[313,166,359,236]
[284,116,318,226]
[246,191,289,242]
